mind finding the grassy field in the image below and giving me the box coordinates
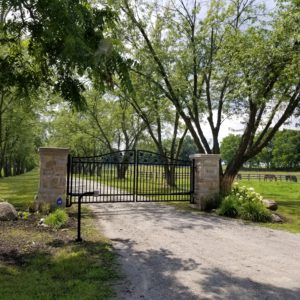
[0,170,119,300]
[0,170,39,209]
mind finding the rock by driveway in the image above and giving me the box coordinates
[90,202,300,300]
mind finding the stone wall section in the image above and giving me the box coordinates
[190,154,220,210]
[36,147,69,208]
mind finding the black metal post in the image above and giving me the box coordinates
[75,191,94,242]
[66,154,71,207]
[134,150,137,202]
[76,193,83,242]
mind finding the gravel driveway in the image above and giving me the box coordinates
[89,202,300,300]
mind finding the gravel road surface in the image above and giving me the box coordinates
[89,202,300,300]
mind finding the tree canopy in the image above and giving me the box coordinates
[221,129,300,169]
[2,0,300,193]
[109,0,300,193]
[1,0,130,108]
[0,0,131,176]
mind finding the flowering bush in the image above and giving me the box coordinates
[218,183,272,222]
[231,182,264,202]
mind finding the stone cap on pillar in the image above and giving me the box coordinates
[39,147,69,155]
[189,153,220,160]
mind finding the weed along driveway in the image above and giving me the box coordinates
[90,202,300,300]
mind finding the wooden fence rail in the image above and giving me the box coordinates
[236,173,299,182]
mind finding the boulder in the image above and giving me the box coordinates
[0,202,18,221]
[262,199,278,211]
[271,213,284,223]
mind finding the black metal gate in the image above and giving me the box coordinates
[66,150,194,206]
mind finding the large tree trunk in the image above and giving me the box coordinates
[117,164,128,179]
[16,161,21,175]
[220,159,244,195]
[20,164,25,175]
[220,173,236,196]
[164,165,176,188]
[4,159,12,177]
[116,152,132,180]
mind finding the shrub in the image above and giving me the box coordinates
[218,183,271,223]
[44,209,69,229]
[217,195,240,218]
[239,200,272,222]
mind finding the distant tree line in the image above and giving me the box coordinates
[0,94,44,177]
[221,129,300,169]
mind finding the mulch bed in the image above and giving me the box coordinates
[0,213,77,266]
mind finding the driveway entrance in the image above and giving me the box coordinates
[91,202,300,300]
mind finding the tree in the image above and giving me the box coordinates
[220,134,241,166]
[253,141,273,168]
[2,0,130,108]
[272,129,300,168]
[179,135,198,161]
[1,1,134,177]
[47,106,105,157]
[220,129,300,169]
[112,0,300,194]
[0,93,43,177]
[118,74,188,186]
[49,90,146,179]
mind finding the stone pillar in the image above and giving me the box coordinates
[190,154,220,211]
[36,147,69,208]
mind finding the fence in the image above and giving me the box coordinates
[236,173,299,182]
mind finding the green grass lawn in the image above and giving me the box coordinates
[239,180,300,233]
[0,169,39,209]
[0,170,119,300]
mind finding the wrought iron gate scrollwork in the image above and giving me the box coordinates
[66,150,194,206]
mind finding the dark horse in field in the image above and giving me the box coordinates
[264,174,277,181]
[285,175,298,182]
